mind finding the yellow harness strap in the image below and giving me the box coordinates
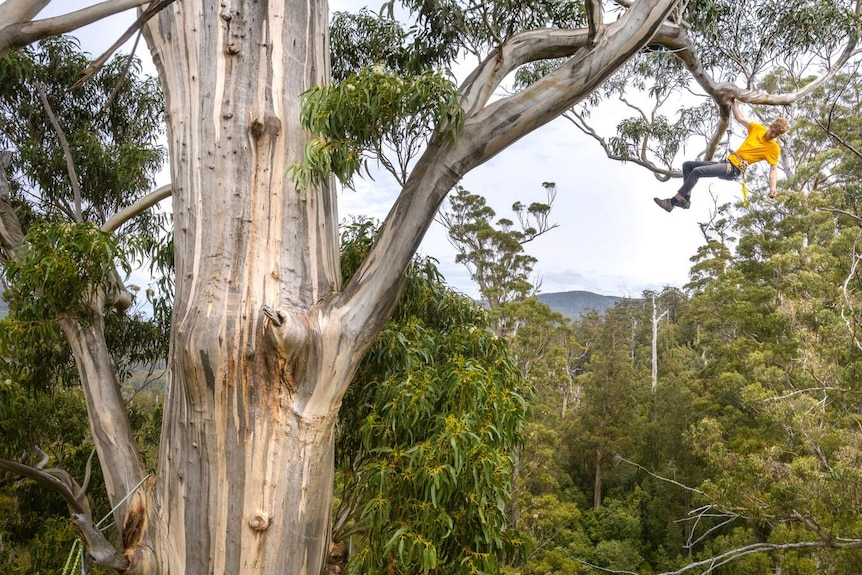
[729,150,750,207]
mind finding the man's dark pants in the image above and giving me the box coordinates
[676,160,741,200]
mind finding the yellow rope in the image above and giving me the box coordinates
[741,176,749,207]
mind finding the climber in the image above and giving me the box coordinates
[654,100,790,212]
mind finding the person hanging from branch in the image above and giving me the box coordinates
[654,100,790,212]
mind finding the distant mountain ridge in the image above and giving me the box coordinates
[0,286,625,322]
[537,290,626,320]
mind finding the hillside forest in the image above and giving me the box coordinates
[3,11,862,575]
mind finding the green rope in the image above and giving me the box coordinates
[61,537,81,575]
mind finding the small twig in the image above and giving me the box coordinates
[763,386,858,402]
[573,558,640,575]
[614,453,710,499]
[100,29,144,113]
[821,206,862,225]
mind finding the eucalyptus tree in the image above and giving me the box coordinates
[0,34,168,571]
[0,1,860,574]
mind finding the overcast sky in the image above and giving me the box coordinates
[47,1,757,299]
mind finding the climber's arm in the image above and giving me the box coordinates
[768,164,779,198]
[731,100,751,131]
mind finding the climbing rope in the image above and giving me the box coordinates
[60,473,152,574]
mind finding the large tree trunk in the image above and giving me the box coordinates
[141,1,343,573]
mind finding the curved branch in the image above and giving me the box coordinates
[563,111,677,180]
[462,0,679,165]
[459,28,592,116]
[654,0,862,105]
[102,184,173,233]
[0,0,150,56]
[0,458,85,513]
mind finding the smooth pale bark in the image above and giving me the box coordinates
[60,305,147,529]
[141,1,345,572]
[0,0,150,55]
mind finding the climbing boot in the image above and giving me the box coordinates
[654,197,673,212]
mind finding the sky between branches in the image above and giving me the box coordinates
[49,0,759,299]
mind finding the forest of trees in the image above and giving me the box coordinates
[2,0,862,574]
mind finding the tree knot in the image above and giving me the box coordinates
[248,510,271,532]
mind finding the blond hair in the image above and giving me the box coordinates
[770,117,790,135]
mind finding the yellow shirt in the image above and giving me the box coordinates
[729,122,781,168]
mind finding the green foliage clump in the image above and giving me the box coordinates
[335,220,529,574]
[290,65,463,190]
[3,221,120,320]
[0,36,165,232]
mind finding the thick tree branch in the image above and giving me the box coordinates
[0,0,50,35]
[335,0,678,369]
[459,28,591,116]
[585,0,604,46]
[463,0,679,165]
[102,184,173,233]
[0,0,150,56]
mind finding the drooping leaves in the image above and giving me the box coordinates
[290,65,463,190]
[335,220,530,574]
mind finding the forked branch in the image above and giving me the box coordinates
[0,457,128,570]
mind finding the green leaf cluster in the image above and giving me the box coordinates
[290,65,463,190]
[3,221,119,321]
[335,220,530,574]
[0,36,165,231]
